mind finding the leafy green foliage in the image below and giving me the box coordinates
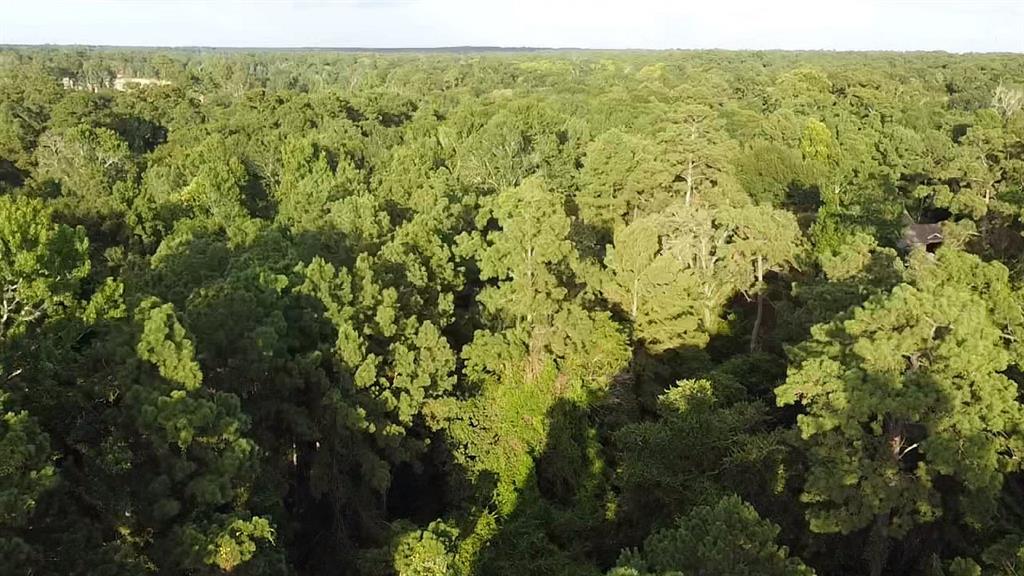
[609,495,814,576]
[778,249,1024,571]
[0,195,89,340]
[615,379,789,531]
[34,125,137,221]
[3,47,1024,576]
[0,393,55,571]
[578,129,669,231]
[473,176,574,329]
[602,215,702,351]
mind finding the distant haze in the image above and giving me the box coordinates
[2,0,1022,52]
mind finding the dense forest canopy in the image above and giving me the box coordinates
[2,47,1024,576]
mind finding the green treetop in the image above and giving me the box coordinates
[609,494,814,576]
[777,248,1024,575]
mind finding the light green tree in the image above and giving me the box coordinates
[721,204,804,351]
[176,135,251,225]
[121,299,275,573]
[470,176,574,351]
[935,111,1018,221]
[615,379,788,529]
[777,249,1024,576]
[609,494,814,576]
[0,393,55,572]
[275,136,364,232]
[660,203,746,340]
[602,215,702,352]
[656,104,741,206]
[578,129,671,231]
[33,125,137,221]
[0,196,89,341]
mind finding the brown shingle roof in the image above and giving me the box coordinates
[901,223,944,248]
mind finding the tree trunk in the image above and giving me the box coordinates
[866,510,891,576]
[750,293,764,353]
[631,277,639,321]
[685,157,694,205]
[750,255,764,353]
[525,244,534,327]
[866,416,905,576]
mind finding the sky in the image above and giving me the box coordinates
[1,0,1022,52]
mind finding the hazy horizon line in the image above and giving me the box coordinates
[3,44,1022,55]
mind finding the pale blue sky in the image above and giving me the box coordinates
[1,0,1022,52]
